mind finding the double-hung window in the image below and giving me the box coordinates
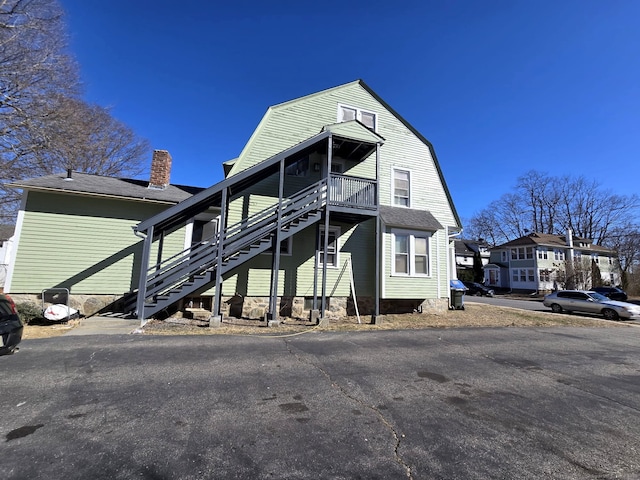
[392,229,430,276]
[337,104,377,130]
[318,227,339,268]
[393,168,410,207]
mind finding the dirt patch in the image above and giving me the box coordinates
[140,303,628,336]
[22,303,630,339]
[22,319,81,340]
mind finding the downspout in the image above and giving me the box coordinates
[447,227,463,304]
[448,228,463,279]
[4,194,28,293]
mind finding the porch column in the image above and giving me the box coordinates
[267,157,285,324]
[374,142,381,319]
[136,224,154,326]
[320,135,333,320]
[212,187,228,322]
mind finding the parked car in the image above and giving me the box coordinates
[0,293,23,355]
[462,281,494,297]
[592,286,628,301]
[543,290,640,321]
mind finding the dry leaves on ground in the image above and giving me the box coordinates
[140,303,627,337]
[21,303,629,340]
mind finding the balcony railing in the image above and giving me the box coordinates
[328,174,377,210]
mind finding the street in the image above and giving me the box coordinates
[2,326,640,479]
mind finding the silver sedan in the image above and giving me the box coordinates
[543,290,640,321]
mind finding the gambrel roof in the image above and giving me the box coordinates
[228,79,461,229]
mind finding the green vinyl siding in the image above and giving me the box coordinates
[229,81,456,230]
[224,81,458,303]
[382,228,448,299]
[222,220,375,298]
[10,191,185,294]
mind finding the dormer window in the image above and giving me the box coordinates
[338,104,377,130]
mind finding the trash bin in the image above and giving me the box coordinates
[450,279,466,310]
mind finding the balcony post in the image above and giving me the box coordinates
[136,224,153,326]
[212,187,228,323]
[267,157,285,325]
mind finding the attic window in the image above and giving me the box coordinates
[337,104,377,131]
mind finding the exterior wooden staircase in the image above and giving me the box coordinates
[137,180,327,319]
[132,125,382,322]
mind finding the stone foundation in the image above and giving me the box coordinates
[8,293,123,317]
[221,295,450,320]
[7,292,449,321]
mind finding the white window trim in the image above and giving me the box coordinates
[337,103,378,131]
[391,228,431,277]
[317,226,340,268]
[185,216,219,251]
[391,166,412,208]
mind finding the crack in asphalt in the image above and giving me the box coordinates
[283,338,412,479]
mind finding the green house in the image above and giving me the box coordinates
[8,80,462,322]
[133,80,462,323]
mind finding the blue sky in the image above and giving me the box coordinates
[59,0,639,225]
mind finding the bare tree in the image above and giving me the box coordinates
[468,170,639,247]
[29,95,148,176]
[0,0,150,221]
[606,225,640,290]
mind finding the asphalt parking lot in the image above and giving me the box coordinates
[2,326,640,479]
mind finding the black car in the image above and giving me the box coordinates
[592,286,628,301]
[462,281,495,297]
[0,293,23,355]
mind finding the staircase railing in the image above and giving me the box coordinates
[140,179,328,307]
[328,174,377,209]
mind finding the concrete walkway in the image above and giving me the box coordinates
[63,316,141,336]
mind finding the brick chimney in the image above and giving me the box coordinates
[149,150,172,189]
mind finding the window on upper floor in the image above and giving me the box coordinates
[592,254,599,264]
[393,168,410,207]
[285,156,309,177]
[337,104,377,130]
[510,247,532,260]
[392,229,430,276]
[554,249,565,261]
[537,248,548,260]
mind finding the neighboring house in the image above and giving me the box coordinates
[0,224,15,291]
[454,239,490,280]
[485,231,620,292]
[6,151,211,313]
[132,80,462,323]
